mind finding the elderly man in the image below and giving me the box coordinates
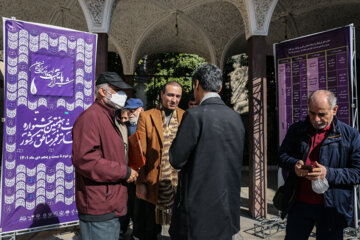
[133,81,184,240]
[119,98,144,238]
[125,98,144,135]
[169,64,245,240]
[279,90,360,240]
[72,72,138,240]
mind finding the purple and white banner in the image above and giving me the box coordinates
[274,25,355,145]
[1,18,97,233]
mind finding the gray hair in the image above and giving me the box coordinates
[192,64,222,92]
[95,83,110,99]
[308,90,337,109]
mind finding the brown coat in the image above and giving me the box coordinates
[136,106,184,205]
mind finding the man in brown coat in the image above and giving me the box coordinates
[132,81,184,240]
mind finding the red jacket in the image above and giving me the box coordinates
[72,100,129,217]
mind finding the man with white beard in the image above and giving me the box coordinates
[120,98,144,239]
[125,98,144,135]
[278,89,360,240]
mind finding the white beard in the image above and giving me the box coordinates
[311,121,329,130]
[129,115,139,125]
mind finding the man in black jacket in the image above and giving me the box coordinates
[169,64,245,240]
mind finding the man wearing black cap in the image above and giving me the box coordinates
[72,72,139,240]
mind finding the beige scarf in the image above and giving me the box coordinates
[155,104,179,225]
[114,111,128,160]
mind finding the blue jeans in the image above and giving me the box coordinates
[285,201,344,240]
[80,217,121,240]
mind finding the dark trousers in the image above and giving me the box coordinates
[120,182,136,234]
[133,197,161,240]
[285,201,344,240]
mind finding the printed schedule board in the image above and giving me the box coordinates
[1,18,97,233]
[274,25,355,144]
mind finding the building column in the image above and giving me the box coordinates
[248,35,267,218]
[78,0,118,80]
[96,33,108,79]
[236,0,278,219]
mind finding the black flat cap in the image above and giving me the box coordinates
[96,72,132,89]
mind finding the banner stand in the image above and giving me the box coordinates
[269,24,359,239]
[0,221,78,239]
[0,18,97,237]
[346,24,360,240]
[346,185,360,239]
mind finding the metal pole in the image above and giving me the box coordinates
[354,185,358,229]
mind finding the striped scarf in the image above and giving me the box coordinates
[155,104,179,225]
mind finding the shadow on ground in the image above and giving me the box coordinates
[14,169,303,240]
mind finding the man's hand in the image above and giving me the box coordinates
[306,161,327,181]
[127,169,139,183]
[295,160,311,177]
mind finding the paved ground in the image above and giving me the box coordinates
[4,170,314,240]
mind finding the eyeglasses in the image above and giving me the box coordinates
[126,109,137,114]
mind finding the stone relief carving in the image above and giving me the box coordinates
[230,63,248,114]
[110,0,251,73]
[2,0,359,72]
[226,0,250,39]
[253,0,272,30]
[86,0,105,25]
[188,1,243,62]
[110,0,168,72]
[110,0,119,23]
[134,16,211,66]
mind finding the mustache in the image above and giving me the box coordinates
[311,121,327,129]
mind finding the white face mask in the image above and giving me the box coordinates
[106,90,127,109]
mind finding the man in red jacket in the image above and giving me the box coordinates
[72,72,138,240]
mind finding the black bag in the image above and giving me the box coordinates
[273,185,286,211]
[273,174,299,219]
